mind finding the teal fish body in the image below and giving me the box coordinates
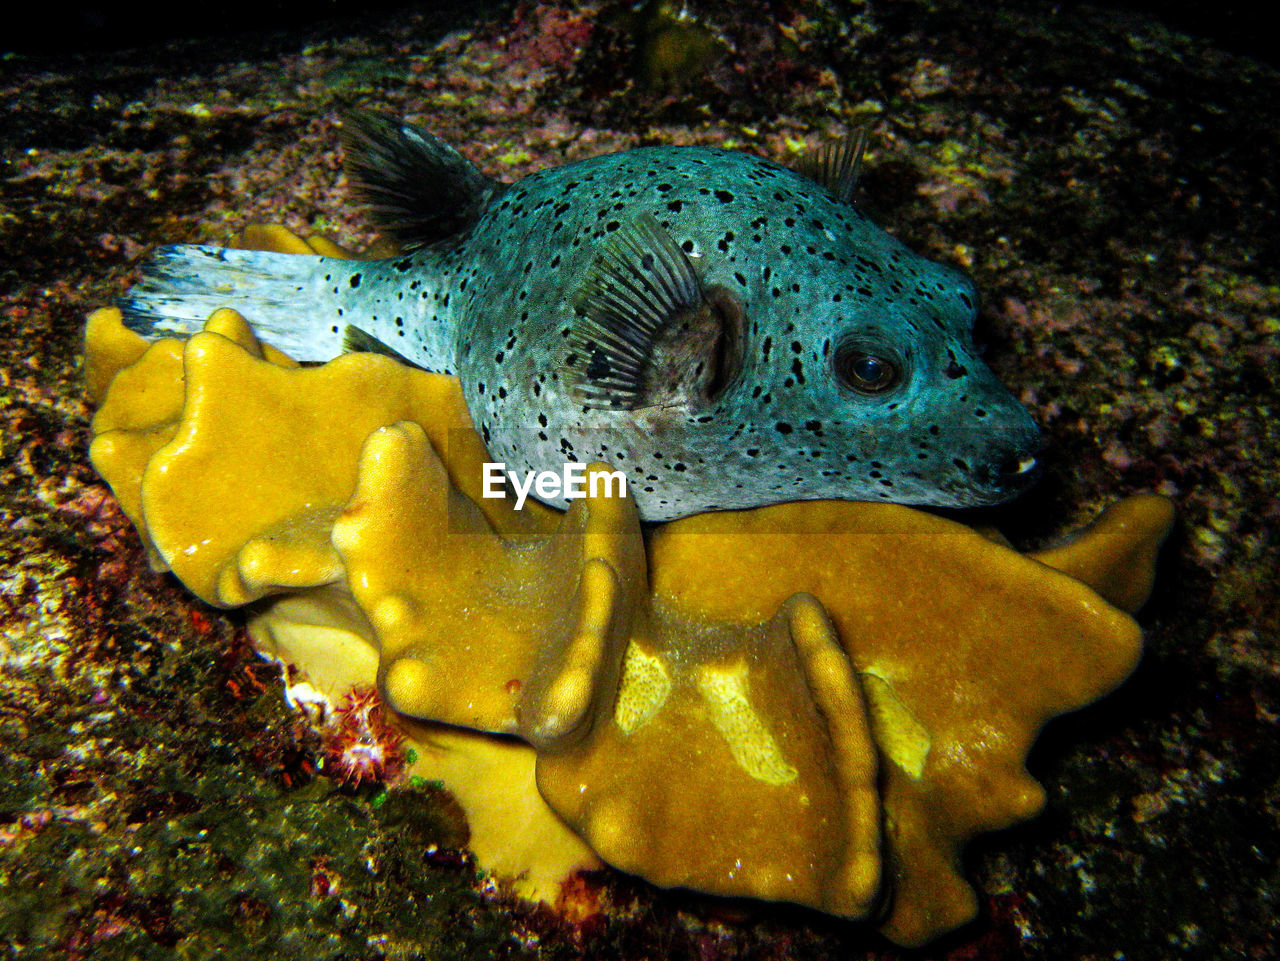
[122,117,1040,521]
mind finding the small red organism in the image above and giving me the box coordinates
[321,685,407,787]
[553,869,609,928]
[309,855,341,898]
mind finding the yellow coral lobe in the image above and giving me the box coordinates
[231,224,362,260]
[333,419,542,732]
[1031,492,1175,613]
[647,499,1151,945]
[201,306,300,368]
[538,593,885,920]
[91,336,185,435]
[144,338,430,604]
[232,223,322,255]
[329,420,641,742]
[88,331,188,564]
[781,593,882,916]
[527,558,621,744]
[83,307,150,404]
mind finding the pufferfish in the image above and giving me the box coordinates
[120,114,1041,521]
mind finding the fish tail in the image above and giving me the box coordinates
[118,244,345,361]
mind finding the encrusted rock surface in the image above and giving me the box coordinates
[2,1,1276,958]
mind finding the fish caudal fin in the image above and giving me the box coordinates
[119,244,344,361]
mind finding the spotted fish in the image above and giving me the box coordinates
[120,115,1041,521]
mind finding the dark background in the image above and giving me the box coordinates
[4,0,1279,68]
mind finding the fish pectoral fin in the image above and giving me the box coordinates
[566,214,746,411]
[341,110,504,250]
[341,325,426,370]
[794,127,870,206]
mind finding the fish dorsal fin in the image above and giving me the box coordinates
[567,214,745,410]
[341,111,503,249]
[795,128,869,206]
[342,324,426,369]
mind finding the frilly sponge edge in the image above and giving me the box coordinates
[84,227,1174,947]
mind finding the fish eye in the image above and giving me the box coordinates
[834,341,899,394]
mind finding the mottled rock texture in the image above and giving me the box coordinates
[2,1,1276,958]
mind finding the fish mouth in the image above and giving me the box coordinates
[999,451,1041,483]
[976,438,1043,502]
